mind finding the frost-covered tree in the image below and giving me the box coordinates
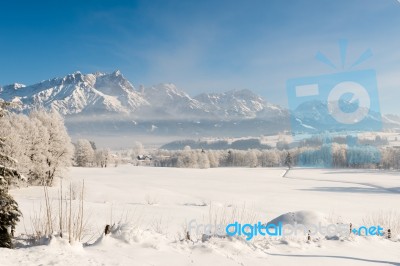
[75,139,95,167]
[0,114,30,180]
[0,100,22,248]
[96,149,111,168]
[381,147,400,169]
[198,150,210,169]
[246,150,258,168]
[207,151,219,168]
[0,106,72,186]
[29,110,73,185]
[25,117,50,183]
[260,150,280,167]
[176,150,191,168]
[225,150,234,166]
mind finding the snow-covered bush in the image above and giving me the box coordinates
[144,193,159,205]
[29,181,89,244]
[362,211,400,240]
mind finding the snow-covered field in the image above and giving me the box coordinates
[2,166,400,265]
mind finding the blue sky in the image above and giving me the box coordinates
[0,0,400,113]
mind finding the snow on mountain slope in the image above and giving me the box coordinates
[0,71,286,120]
[140,83,213,119]
[0,71,149,115]
[382,114,400,129]
[2,70,398,135]
[292,100,383,133]
[195,89,267,119]
[0,83,26,92]
[94,70,149,112]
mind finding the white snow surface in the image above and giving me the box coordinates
[267,210,329,227]
[2,166,400,265]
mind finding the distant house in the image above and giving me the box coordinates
[137,155,152,161]
[136,154,153,166]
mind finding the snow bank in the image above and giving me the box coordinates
[268,210,329,227]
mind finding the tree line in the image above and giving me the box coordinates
[73,139,114,167]
[150,143,400,169]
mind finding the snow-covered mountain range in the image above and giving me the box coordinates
[0,71,148,116]
[0,70,285,120]
[1,70,399,139]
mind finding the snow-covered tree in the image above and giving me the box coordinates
[0,100,22,248]
[0,178,21,248]
[21,116,50,183]
[332,143,347,167]
[0,114,29,179]
[96,149,111,168]
[260,150,280,167]
[75,139,95,167]
[246,150,258,168]
[198,150,210,169]
[29,109,73,185]
[207,151,219,168]
[176,150,191,168]
[0,108,72,185]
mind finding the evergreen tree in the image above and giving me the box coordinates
[0,100,22,248]
[0,179,21,248]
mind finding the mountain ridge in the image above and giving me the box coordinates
[1,70,400,138]
[0,70,285,121]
